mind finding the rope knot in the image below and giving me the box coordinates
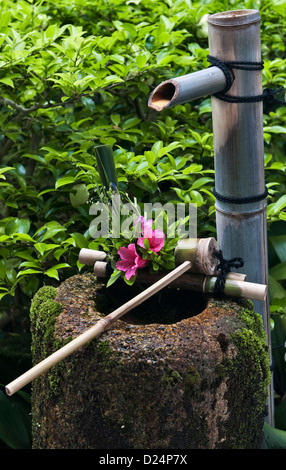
[263,86,284,104]
[213,250,244,298]
[206,55,286,106]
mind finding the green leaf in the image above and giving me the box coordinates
[18,261,42,269]
[275,397,286,431]
[94,144,118,188]
[34,243,48,256]
[182,164,203,175]
[123,23,137,40]
[34,222,67,242]
[263,422,286,449]
[267,195,286,215]
[135,53,148,68]
[191,177,213,190]
[12,233,34,242]
[268,275,286,300]
[151,141,163,155]
[0,259,6,280]
[0,167,14,179]
[269,261,286,280]
[5,218,30,235]
[70,233,88,249]
[106,269,122,287]
[43,269,59,279]
[111,114,121,126]
[17,269,43,277]
[44,263,70,280]
[264,126,286,133]
[0,77,14,87]
[270,235,286,262]
[122,117,141,131]
[0,390,31,449]
[55,176,76,189]
[158,141,182,157]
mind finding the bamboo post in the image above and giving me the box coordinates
[5,261,191,396]
[147,11,269,322]
[207,11,273,424]
[207,10,269,330]
[148,9,273,425]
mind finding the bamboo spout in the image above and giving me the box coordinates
[79,248,106,265]
[148,66,226,111]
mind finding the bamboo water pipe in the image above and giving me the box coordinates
[5,261,192,396]
[79,248,107,265]
[148,67,227,111]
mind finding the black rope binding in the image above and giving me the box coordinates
[207,55,286,105]
[208,55,272,205]
[213,186,269,204]
[213,250,244,298]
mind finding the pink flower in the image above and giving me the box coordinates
[136,217,165,253]
[116,243,149,280]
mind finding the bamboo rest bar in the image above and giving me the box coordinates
[80,238,220,274]
[92,261,265,302]
[79,238,264,300]
[80,238,246,282]
[5,261,192,397]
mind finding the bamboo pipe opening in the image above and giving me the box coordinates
[208,9,260,26]
[148,81,177,111]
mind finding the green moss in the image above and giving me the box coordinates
[30,287,62,356]
[30,286,64,397]
[216,307,271,449]
[238,307,265,338]
[161,368,182,389]
[183,366,201,398]
[92,339,118,367]
[235,307,270,387]
[30,286,58,317]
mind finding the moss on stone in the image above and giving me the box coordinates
[216,307,270,449]
[183,366,201,398]
[30,286,64,398]
[30,286,62,358]
[92,339,119,367]
[161,368,183,389]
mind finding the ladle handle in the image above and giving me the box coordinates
[5,261,192,396]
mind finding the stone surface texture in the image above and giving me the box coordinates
[31,273,270,449]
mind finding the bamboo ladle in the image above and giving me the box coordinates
[5,260,192,396]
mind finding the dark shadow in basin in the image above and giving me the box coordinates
[94,281,208,325]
